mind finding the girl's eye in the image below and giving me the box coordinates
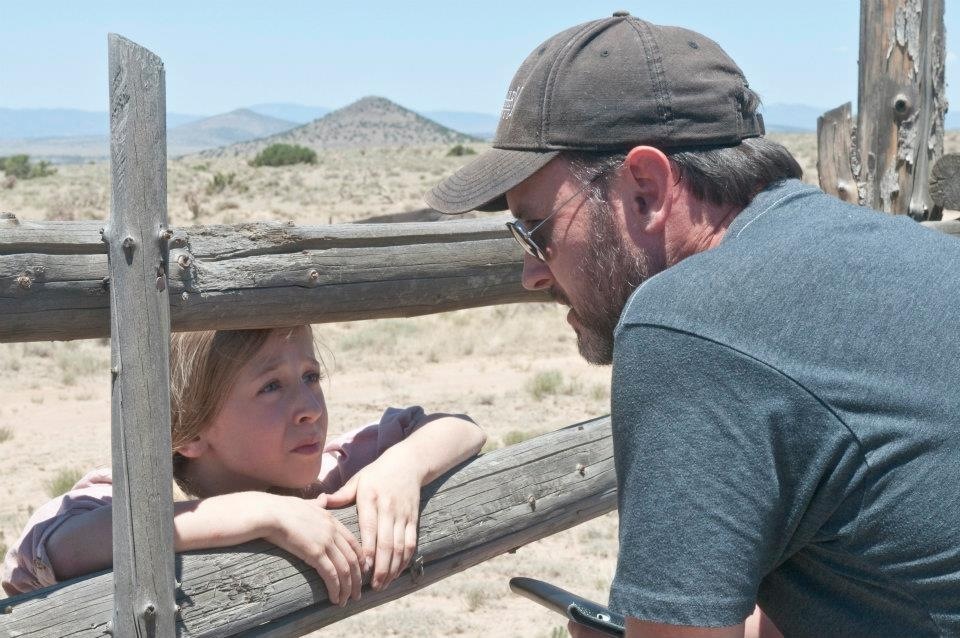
[258,380,281,394]
[304,371,322,385]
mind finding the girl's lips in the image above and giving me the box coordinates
[292,442,321,455]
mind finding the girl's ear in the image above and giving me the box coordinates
[176,436,208,459]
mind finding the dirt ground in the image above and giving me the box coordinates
[0,132,956,636]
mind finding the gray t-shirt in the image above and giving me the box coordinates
[609,179,960,637]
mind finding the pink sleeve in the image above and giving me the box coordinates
[316,405,432,494]
[2,468,113,596]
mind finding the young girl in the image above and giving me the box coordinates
[2,326,485,605]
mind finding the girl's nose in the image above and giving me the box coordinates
[295,384,325,424]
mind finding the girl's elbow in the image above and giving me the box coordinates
[471,425,487,453]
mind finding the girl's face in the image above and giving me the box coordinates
[182,327,328,494]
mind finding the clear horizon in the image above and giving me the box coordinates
[2,2,957,117]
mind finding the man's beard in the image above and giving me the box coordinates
[553,199,651,365]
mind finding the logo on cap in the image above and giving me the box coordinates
[501,85,523,120]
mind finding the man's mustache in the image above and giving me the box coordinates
[549,287,572,307]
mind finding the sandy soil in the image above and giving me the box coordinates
[0,132,956,637]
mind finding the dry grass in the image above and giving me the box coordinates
[45,468,85,498]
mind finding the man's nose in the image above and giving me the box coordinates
[520,253,554,291]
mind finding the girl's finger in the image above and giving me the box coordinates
[325,475,360,508]
[334,517,363,564]
[373,508,395,589]
[332,531,362,602]
[388,519,406,582]
[325,544,353,606]
[356,492,378,576]
[314,554,342,607]
[402,519,417,572]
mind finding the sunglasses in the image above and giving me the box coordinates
[505,171,606,262]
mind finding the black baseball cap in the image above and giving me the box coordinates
[426,11,764,214]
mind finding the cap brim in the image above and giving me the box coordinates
[425,148,560,214]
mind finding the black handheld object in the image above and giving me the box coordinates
[509,576,626,636]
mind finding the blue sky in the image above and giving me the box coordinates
[2,1,956,116]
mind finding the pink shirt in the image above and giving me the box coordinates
[2,405,439,596]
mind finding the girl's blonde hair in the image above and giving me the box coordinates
[170,326,314,495]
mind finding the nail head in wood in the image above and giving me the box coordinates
[576,463,586,476]
[527,495,536,511]
[177,254,191,269]
[16,275,31,289]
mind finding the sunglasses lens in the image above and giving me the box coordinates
[507,223,537,258]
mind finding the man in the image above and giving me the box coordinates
[426,11,960,638]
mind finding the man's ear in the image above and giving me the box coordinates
[622,145,675,234]
[176,436,208,459]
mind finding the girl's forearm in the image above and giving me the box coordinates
[384,415,486,485]
[172,491,276,551]
[45,492,277,581]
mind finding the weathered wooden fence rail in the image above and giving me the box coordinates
[0,416,616,638]
[3,213,956,343]
[0,215,547,343]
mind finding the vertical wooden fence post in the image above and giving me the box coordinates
[106,34,176,637]
[856,0,946,219]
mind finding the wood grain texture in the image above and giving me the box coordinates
[0,218,544,343]
[0,417,616,638]
[816,103,860,203]
[857,0,946,219]
[106,33,177,637]
[929,154,960,210]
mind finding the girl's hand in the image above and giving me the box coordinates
[263,495,363,606]
[325,454,423,591]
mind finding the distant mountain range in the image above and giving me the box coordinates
[0,99,955,163]
[0,108,301,162]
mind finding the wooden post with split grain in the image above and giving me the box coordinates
[817,0,946,219]
[105,34,177,636]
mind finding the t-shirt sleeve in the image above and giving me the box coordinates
[2,468,113,596]
[317,405,460,493]
[608,324,858,627]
